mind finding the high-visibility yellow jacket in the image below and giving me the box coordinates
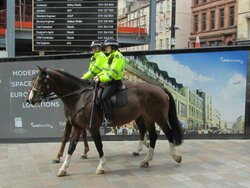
[98,50,125,83]
[82,51,106,80]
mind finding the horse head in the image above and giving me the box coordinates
[27,66,56,105]
[27,66,92,105]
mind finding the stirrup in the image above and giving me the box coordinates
[102,118,112,127]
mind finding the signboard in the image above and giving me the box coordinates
[0,58,89,139]
[32,0,118,52]
[0,48,249,140]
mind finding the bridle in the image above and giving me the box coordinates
[30,72,93,102]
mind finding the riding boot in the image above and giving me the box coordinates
[102,100,112,126]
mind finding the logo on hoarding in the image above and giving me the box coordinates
[31,122,53,129]
[14,117,22,128]
[59,121,66,127]
[12,117,26,134]
[220,57,244,64]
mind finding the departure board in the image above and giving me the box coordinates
[32,0,118,52]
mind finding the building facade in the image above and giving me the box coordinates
[236,0,250,45]
[118,0,191,50]
[125,55,213,134]
[190,0,237,47]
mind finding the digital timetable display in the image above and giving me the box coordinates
[32,0,118,52]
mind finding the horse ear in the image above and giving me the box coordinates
[37,65,46,73]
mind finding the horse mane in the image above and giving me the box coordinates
[48,68,91,87]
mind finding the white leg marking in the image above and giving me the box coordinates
[169,142,182,163]
[145,147,154,161]
[59,154,71,172]
[142,147,154,163]
[136,140,144,153]
[96,156,106,174]
[143,134,149,147]
[169,143,177,158]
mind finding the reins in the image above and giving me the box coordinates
[43,87,93,102]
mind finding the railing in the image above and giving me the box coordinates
[0,9,6,35]
[0,3,148,36]
[0,4,32,36]
[118,27,147,35]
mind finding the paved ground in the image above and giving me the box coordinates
[0,140,250,188]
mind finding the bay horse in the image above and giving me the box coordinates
[28,67,183,176]
[53,123,149,163]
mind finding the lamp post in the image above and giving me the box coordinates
[171,0,176,49]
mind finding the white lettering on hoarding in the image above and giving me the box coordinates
[31,122,54,129]
[10,69,60,109]
[22,101,60,108]
[220,57,244,64]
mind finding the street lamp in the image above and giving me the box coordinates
[166,26,180,49]
[171,0,176,49]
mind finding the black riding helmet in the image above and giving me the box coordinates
[103,38,119,50]
[90,40,102,48]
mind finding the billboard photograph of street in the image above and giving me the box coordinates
[1,0,250,187]
[124,50,248,135]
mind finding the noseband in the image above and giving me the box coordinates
[31,72,93,102]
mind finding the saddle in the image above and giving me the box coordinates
[96,84,127,108]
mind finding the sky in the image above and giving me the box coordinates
[147,50,248,122]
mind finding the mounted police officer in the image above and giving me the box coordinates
[81,40,106,80]
[94,38,125,126]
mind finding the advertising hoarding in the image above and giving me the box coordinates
[0,47,249,141]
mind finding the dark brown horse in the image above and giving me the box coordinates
[28,67,183,176]
[53,122,148,163]
[53,125,89,163]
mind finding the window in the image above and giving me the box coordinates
[202,0,206,3]
[160,1,164,13]
[194,14,198,32]
[178,102,187,117]
[220,9,224,28]
[166,38,170,49]
[201,42,207,47]
[160,20,164,30]
[159,39,163,49]
[194,0,199,5]
[202,12,206,31]
[210,11,215,30]
[229,6,235,26]
[166,0,170,10]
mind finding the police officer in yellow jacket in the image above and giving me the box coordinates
[94,38,125,126]
[81,40,106,80]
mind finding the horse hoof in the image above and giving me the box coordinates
[57,170,67,177]
[140,161,149,168]
[52,159,60,164]
[81,155,88,159]
[96,169,105,175]
[176,156,182,163]
[132,152,139,156]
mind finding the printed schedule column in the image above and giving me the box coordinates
[33,0,118,52]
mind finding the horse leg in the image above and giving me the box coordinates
[81,129,89,159]
[161,122,182,163]
[133,117,148,156]
[140,118,158,168]
[57,126,81,177]
[53,120,72,163]
[90,128,106,175]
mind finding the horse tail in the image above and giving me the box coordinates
[163,88,183,146]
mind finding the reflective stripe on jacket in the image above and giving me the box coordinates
[99,50,125,83]
[82,51,106,80]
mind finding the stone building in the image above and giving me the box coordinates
[190,0,237,47]
[118,0,191,50]
[236,0,250,45]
